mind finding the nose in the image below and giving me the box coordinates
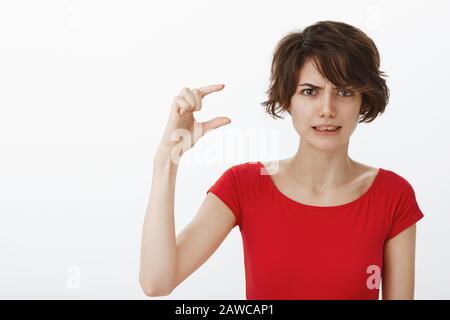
[319,92,336,118]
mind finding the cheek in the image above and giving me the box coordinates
[290,102,361,138]
[340,104,361,135]
[289,95,310,118]
[342,105,360,120]
[290,105,311,133]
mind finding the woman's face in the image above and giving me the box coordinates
[289,59,363,151]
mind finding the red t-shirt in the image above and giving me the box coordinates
[207,161,424,300]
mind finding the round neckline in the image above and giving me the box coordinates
[257,161,384,211]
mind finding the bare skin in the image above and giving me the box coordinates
[139,60,418,299]
[139,84,236,296]
[261,158,379,207]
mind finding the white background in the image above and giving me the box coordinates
[0,0,449,299]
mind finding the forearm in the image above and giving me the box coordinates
[139,147,179,294]
[138,83,229,295]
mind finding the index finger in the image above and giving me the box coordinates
[198,84,225,98]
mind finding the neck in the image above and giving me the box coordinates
[286,139,357,193]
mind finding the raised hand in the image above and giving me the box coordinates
[157,84,231,163]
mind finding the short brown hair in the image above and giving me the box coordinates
[260,21,389,123]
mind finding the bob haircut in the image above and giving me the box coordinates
[261,20,389,123]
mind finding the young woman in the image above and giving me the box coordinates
[139,20,424,300]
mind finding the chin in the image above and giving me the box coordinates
[304,134,349,151]
[311,142,343,151]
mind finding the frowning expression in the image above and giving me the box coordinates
[289,58,363,150]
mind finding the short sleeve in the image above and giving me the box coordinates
[386,179,424,241]
[207,166,242,229]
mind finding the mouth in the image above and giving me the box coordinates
[312,126,342,135]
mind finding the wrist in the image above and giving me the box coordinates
[153,145,181,167]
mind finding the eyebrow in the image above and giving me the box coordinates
[298,83,324,89]
[298,83,352,90]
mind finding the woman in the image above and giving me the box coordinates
[139,20,424,300]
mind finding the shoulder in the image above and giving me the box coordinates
[349,161,416,196]
[227,161,265,179]
[224,161,268,205]
[380,168,415,189]
[210,161,263,186]
[379,168,419,200]
[380,168,424,240]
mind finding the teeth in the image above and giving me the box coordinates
[315,126,340,132]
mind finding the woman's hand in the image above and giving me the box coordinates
[157,84,231,163]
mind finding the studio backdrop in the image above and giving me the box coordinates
[0,0,449,299]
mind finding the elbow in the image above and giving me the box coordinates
[142,286,172,297]
[140,278,173,297]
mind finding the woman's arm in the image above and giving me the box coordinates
[139,148,179,296]
[139,149,237,297]
[381,224,417,299]
[139,84,232,296]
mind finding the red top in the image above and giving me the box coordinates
[207,161,424,300]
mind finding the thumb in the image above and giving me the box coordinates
[201,117,231,135]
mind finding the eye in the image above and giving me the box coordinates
[337,89,353,97]
[301,88,317,96]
